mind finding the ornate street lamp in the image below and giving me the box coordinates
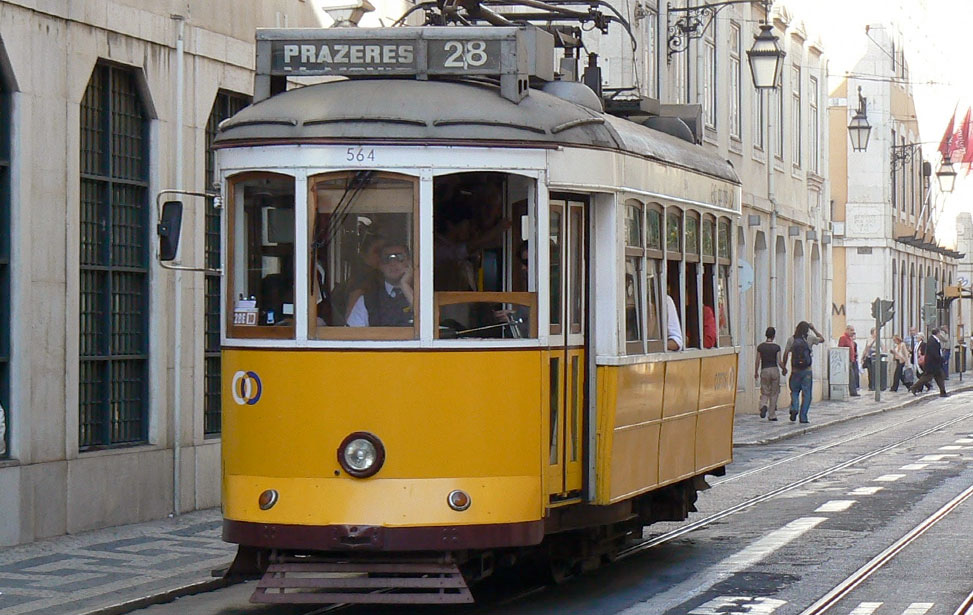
[747,22,785,89]
[848,86,872,152]
[937,160,957,193]
[667,0,784,90]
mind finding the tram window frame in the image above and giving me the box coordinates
[717,217,733,346]
[624,200,644,354]
[701,214,718,349]
[684,210,702,348]
[645,203,664,353]
[432,172,538,341]
[665,207,685,352]
[225,172,297,340]
[307,171,419,340]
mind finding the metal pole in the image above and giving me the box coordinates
[171,13,185,517]
[874,300,881,402]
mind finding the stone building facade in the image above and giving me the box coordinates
[829,25,957,372]
[0,0,342,546]
[593,1,833,409]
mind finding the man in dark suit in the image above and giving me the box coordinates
[910,328,949,397]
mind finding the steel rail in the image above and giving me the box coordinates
[799,482,973,615]
[954,588,973,615]
[712,399,963,487]
[620,410,973,557]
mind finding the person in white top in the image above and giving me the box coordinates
[666,295,683,351]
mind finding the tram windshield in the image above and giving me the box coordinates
[433,172,536,339]
[310,172,417,340]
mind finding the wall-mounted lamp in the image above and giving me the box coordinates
[847,86,872,152]
[937,160,957,193]
[668,0,783,90]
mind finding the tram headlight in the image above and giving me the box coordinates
[337,432,385,478]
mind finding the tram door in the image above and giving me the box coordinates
[546,197,586,499]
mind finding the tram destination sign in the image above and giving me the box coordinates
[255,27,554,103]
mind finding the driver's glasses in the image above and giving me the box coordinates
[382,252,408,264]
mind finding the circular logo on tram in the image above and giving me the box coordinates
[231,371,263,406]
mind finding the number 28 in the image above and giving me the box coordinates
[443,40,488,68]
[346,147,375,162]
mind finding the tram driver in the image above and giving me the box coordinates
[346,242,414,327]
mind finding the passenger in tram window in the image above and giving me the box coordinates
[493,241,531,338]
[346,243,414,327]
[329,233,386,326]
[665,295,683,351]
[702,281,717,348]
[703,304,717,348]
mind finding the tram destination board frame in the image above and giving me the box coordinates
[255,27,554,103]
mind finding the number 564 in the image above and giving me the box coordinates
[346,147,375,162]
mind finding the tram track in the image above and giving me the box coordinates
[797,482,973,615]
[954,588,973,615]
[297,407,973,614]
[622,409,973,558]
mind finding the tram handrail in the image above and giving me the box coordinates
[434,291,537,339]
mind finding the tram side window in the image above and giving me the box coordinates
[227,174,295,338]
[684,212,701,349]
[717,217,733,344]
[309,172,417,339]
[645,205,663,351]
[433,172,536,339]
[702,215,718,348]
[665,209,685,350]
[624,201,644,353]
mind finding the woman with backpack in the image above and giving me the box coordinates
[781,321,824,423]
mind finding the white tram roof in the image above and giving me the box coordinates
[216,78,740,185]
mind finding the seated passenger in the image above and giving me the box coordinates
[330,234,386,325]
[346,243,414,327]
[666,294,683,351]
[703,304,717,348]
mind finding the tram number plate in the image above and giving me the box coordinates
[428,39,501,72]
[346,147,376,163]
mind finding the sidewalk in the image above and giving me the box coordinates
[734,377,973,446]
[0,509,233,615]
[3,379,971,615]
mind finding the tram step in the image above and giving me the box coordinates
[250,558,474,604]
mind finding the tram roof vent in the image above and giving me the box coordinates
[540,81,603,112]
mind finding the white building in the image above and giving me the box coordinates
[829,25,957,371]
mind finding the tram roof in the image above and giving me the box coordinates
[216,78,740,185]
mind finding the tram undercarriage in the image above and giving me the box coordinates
[225,474,719,605]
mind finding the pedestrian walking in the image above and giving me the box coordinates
[837,325,860,396]
[754,327,786,421]
[781,321,824,423]
[909,327,949,397]
[889,334,910,392]
[913,332,933,392]
[862,328,881,391]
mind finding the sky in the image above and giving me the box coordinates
[781,0,973,246]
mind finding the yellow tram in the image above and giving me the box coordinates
[199,21,742,605]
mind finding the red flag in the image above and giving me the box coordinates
[963,108,973,169]
[950,107,970,165]
[940,107,957,159]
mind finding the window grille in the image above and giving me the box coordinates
[203,91,249,436]
[79,63,149,449]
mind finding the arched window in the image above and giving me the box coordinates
[717,217,732,345]
[203,90,250,437]
[79,62,151,449]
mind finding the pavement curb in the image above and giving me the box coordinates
[735,382,973,447]
[77,578,230,615]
